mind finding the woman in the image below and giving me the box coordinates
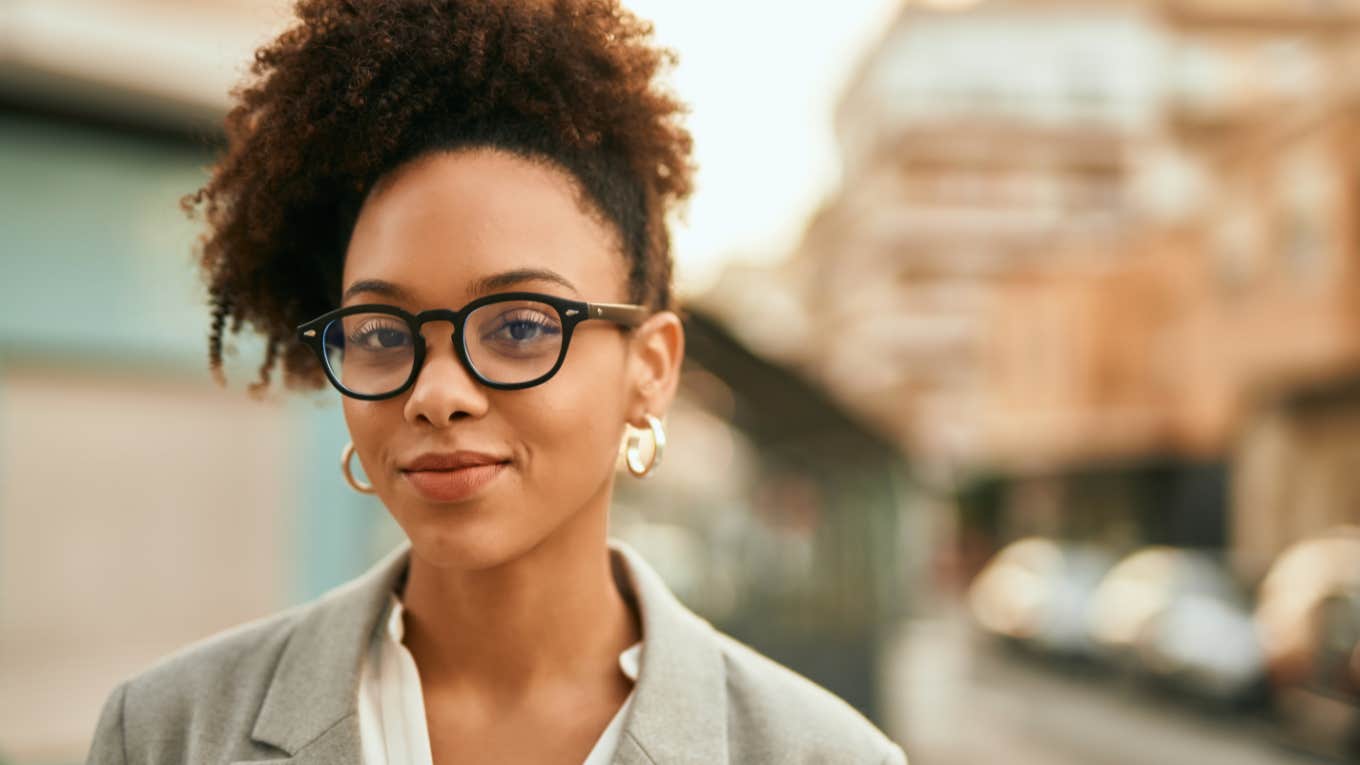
[86,1,907,763]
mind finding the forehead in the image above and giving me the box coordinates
[341,148,626,306]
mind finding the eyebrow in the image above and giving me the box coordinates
[341,279,414,304]
[341,268,579,305]
[472,268,579,295]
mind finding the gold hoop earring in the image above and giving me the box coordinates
[625,413,666,478]
[341,441,376,494]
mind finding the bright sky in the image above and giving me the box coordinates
[622,0,901,296]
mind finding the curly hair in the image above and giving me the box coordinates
[183,0,694,395]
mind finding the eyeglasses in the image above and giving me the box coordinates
[297,291,650,399]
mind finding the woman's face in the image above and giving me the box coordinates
[339,148,678,570]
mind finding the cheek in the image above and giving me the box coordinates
[518,343,629,483]
[340,399,399,478]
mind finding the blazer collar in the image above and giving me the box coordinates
[238,538,729,764]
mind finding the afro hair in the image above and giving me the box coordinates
[183,0,695,394]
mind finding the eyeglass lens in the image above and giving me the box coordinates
[321,299,565,395]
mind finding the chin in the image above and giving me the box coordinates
[403,512,544,572]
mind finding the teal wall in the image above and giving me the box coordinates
[0,115,211,368]
[0,111,386,606]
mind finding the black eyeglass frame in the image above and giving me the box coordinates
[296,291,651,400]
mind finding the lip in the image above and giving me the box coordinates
[401,451,510,503]
[402,451,509,472]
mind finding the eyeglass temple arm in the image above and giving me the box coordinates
[585,302,651,328]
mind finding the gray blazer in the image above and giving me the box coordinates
[87,538,908,764]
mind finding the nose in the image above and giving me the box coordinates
[402,324,490,427]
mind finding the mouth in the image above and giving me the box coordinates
[400,453,510,503]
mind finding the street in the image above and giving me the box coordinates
[884,611,1338,765]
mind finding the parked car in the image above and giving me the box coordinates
[967,537,1115,659]
[1087,546,1265,704]
[1255,526,1360,759]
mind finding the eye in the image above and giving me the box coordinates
[348,318,412,350]
[484,309,562,344]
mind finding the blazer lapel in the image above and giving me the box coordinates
[231,718,364,765]
[229,537,730,765]
[608,540,730,764]
[232,541,411,765]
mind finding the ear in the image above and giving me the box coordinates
[625,310,685,426]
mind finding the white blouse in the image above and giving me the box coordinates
[357,590,644,765]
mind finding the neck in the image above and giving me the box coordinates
[396,489,641,701]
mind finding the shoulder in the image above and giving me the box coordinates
[87,601,311,763]
[127,599,308,704]
[711,629,908,764]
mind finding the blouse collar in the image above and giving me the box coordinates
[379,590,643,682]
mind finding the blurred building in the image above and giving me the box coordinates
[699,0,1360,581]
[1158,0,1360,582]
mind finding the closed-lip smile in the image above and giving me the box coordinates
[400,451,510,503]
[402,451,509,472]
